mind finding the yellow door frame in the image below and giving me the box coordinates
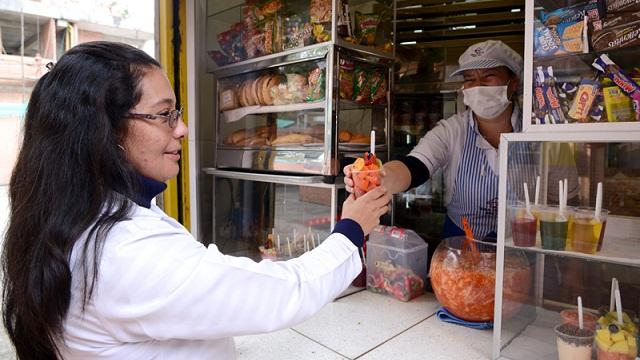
[158,0,190,230]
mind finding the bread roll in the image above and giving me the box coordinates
[262,75,283,105]
[255,76,267,105]
[271,133,314,145]
[250,77,261,105]
[349,134,370,143]
[237,81,248,107]
[338,130,352,142]
[226,129,247,144]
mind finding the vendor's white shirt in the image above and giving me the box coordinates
[60,203,361,359]
[407,104,522,207]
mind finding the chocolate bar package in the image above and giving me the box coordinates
[591,15,640,51]
[591,10,640,30]
[605,0,640,14]
[593,54,640,121]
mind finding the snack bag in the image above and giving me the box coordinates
[351,152,383,198]
[370,70,387,105]
[353,65,371,103]
[339,59,355,100]
[306,65,326,102]
[355,12,381,45]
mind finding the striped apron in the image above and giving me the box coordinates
[444,114,500,241]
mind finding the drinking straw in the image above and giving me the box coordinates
[286,237,292,257]
[370,130,376,155]
[559,180,565,218]
[534,176,540,206]
[595,182,603,220]
[615,289,623,323]
[610,278,618,312]
[578,296,584,329]
[523,182,533,218]
[563,178,568,208]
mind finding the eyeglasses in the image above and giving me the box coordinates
[127,108,183,128]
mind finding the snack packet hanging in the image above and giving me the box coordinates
[370,70,387,105]
[339,59,355,100]
[354,66,371,103]
[306,65,326,102]
[355,12,381,46]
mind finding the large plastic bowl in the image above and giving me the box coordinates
[429,236,532,322]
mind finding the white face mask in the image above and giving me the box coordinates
[462,84,511,120]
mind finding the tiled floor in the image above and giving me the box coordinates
[236,291,493,360]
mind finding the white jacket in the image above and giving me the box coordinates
[60,203,362,359]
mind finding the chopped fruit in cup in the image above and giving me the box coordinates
[595,323,638,360]
[597,312,638,336]
[352,152,383,198]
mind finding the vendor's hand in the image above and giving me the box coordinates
[342,164,386,194]
[341,186,391,236]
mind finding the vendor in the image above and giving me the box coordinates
[345,40,524,241]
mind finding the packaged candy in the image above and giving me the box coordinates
[603,85,635,122]
[540,0,603,25]
[540,66,568,123]
[533,66,551,124]
[355,12,381,46]
[312,22,331,43]
[605,0,640,14]
[593,54,640,121]
[591,15,640,52]
[534,19,588,58]
[568,79,600,122]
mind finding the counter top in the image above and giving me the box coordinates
[235,290,494,360]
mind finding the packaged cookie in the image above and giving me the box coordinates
[539,0,602,25]
[591,16,640,52]
[605,0,640,14]
[568,79,600,122]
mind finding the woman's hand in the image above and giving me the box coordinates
[341,186,391,236]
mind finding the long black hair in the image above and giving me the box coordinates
[2,41,161,359]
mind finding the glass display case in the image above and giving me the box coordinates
[213,43,392,176]
[204,169,342,261]
[523,0,640,132]
[493,131,640,359]
[206,0,394,71]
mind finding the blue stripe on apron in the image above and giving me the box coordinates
[445,113,499,240]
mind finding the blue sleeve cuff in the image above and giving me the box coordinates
[332,219,365,247]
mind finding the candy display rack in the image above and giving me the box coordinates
[522,0,640,132]
[493,130,640,359]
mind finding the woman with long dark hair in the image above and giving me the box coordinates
[2,41,390,359]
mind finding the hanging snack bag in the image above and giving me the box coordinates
[306,66,326,102]
[310,0,331,23]
[353,66,371,103]
[370,70,387,105]
[355,12,381,46]
[339,59,355,100]
[284,15,306,50]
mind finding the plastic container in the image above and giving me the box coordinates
[366,225,428,301]
[430,236,531,322]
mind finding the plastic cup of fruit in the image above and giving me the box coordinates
[555,323,595,360]
[595,323,638,360]
[560,309,598,331]
[352,168,382,199]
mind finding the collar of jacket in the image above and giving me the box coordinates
[133,175,167,208]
